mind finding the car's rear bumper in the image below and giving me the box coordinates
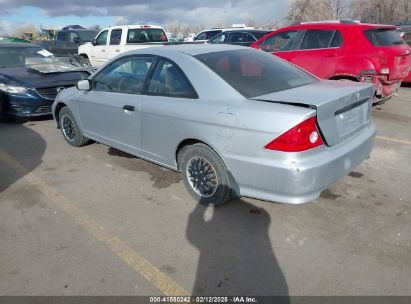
[223,122,376,204]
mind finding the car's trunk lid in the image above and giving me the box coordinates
[250,80,374,147]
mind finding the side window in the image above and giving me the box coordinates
[227,32,245,43]
[330,31,343,47]
[69,32,79,42]
[147,59,198,98]
[301,30,335,49]
[259,30,301,52]
[110,29,122,45]
[206,30,221,40]
[96,30,108,45]
[56,31,69,42]
[194,32,207,41]
[210,33,227,44]
[93,56,154,94]
[245,33,257,42]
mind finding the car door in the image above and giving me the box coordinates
[77,55,155,155]
[53,31,70,56]
[90,30,109,67]
[139,58,199,166]
[106,29,123,61]
[290,29,343,79]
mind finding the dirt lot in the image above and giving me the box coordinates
[0,87,410,297]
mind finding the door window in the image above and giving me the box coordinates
[96,30,108,45]
[206,30,222,40]
[194,32,207,41]
[93,56,154,94]
[259,30,302,52]
[110,29,122,45]
[69,32,80,42]
[210,33,228,44]
[56,31,69,42]
[300,30,335,49]
[147,59,198,98]
[227,32,245,43]
[330,31,343,47]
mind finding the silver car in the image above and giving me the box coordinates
[52,45,376,206]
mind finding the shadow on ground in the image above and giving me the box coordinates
[186,193,289,298]
[0,122,46,194]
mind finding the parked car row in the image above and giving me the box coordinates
[78,21,410,102]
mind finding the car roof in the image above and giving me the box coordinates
[218,29,271,33]
[127,44,247,56]
[0,43,42,48]
[284,22,397,31]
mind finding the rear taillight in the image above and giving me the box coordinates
[265,116,323,152]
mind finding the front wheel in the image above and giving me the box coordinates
[59,107,89,147]
[178,143,232,206]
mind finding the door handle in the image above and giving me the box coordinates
[101,50,106,52]
[325,53,337,57]
[115,49,120,52]
[123,105,135,111]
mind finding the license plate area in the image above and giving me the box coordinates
[335,102,367,137]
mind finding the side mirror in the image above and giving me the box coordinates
[92,39,97,46]
[76,79,91,91]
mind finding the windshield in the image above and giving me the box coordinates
[77,31,97,42]
[127,28,168,43]
[195,49,317,98]
[0,47,53,68]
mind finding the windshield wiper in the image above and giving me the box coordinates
[392,40,404,44]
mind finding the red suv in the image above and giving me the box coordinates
[251,21,411,103]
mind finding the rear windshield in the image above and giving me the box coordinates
[127,28,168,43]
[364,28,404,46]
[194,49,317,98]
[77,31,97,42]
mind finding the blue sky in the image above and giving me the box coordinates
[0,1,290,34]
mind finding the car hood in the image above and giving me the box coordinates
[0,67,89,88]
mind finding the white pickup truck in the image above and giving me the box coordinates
[78,25,168,68]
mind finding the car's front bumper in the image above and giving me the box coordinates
[223,122,376,204]
[3,93,53,118]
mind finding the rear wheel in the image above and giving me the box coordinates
[59,107,89,147]
[178,143,232,206]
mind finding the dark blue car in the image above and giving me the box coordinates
[0,43,90,122]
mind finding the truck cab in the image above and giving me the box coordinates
[78,25,168,68]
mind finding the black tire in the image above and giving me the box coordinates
[59,106,89,147]
[178,143,232,206]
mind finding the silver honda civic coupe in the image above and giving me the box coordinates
[52,44,376,206]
